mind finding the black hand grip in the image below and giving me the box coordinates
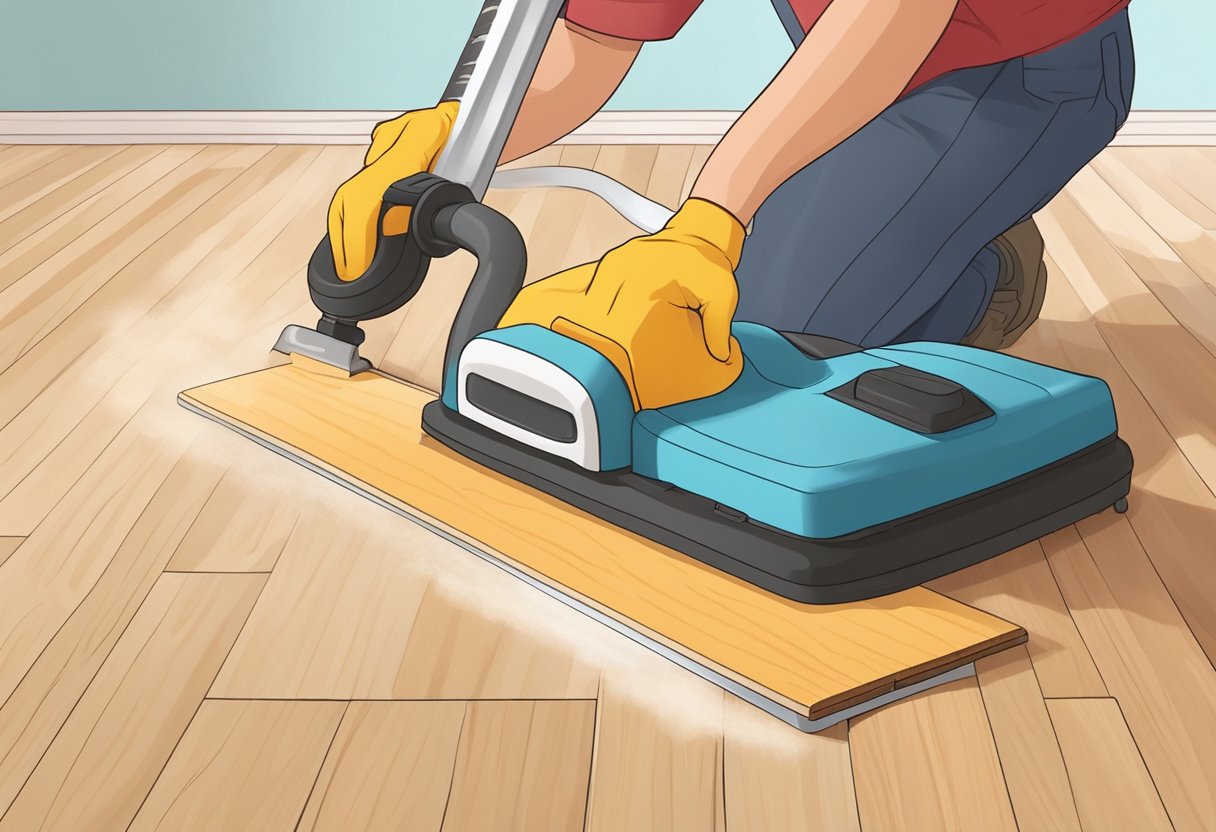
[305,174,474,324]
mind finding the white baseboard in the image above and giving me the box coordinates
[1,109,1213,146]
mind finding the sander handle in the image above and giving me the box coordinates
[432,0,565,201]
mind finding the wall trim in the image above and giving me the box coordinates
[1,110,1214,146]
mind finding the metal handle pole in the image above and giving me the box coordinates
[431,0,565,201]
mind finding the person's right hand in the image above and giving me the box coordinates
[328,101,459,280]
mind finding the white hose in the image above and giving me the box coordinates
[488,165,676,234]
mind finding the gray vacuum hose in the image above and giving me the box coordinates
[489,166,676,234]
[433,201,528,391]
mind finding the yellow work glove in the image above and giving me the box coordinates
[499,198,746,410]
[327,101,460,280]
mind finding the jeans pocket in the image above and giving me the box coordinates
[1101,32,1131,129]
[1021,48,1104,107]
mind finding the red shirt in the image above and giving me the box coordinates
[564,0,1131,92]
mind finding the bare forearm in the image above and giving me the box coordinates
[499,21,641,164]
[691,0,957,224]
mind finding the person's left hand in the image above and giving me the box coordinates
[499,198,746,410]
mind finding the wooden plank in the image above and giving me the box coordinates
[0,537,19,567]
[0,145,119,226]
[722,696,860,832]
[644,145,697,209]
[1038,191,1216,496]
[1066,164,1216,357]
[0,413,198,711]
[0,572,265,830]
[0,145,70,189]
[129,700,345,832]
[168,468,301,572]
[680,144,714,204]
[210,502,601,700]
[931,542,1107,698]
[0,144,188,295]
[0,143,330,429]
[850,677,1018,832]
[393,582,601,700]
[593,145,660,196]
[587,678,725,832]
[209,513,432,699]
[0,146,162,261]
[0,144,270,369]
[1043,523,1216,831]
[1093,150,1216,291]
[1111,147,1216,228]
[0,449,224,812]
[1010,245,1216,829]
[0,146,349,536]
[505,145,611,286]
[297,701,466,832]
[183,364,1025,720]
[1047,698,1174,832]
[442,700,595,832]
[974,647,1083,832]
[1028,220,1216,666]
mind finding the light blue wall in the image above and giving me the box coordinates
[0,0,1209,111]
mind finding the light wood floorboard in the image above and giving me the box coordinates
[1047,697,1174,831]
[129,699,345,831]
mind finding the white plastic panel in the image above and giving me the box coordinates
[457,339,602,470]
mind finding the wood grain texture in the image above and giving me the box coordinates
[297,701,466,832]
[210,505,601,700]
[1093,148,1216,290]
[1047,698,1174,832]
[0,142,281,375]
[183,364,1024,718]
[587,679,725,832]
[0,537,19,567]
[1043,522,1216,832]
[1025,232,1216,668]
[0,415,197,712]
[168,469,301,572]
[1064,164,1216,358]
[393,581,602,700]
[208,514,430,699]
[0,145,71,189]
[0,146,348,536]
[931,542,1107,698]
[0,146,161,264]
[0,573,265,831]
[0,146,258,361]
[0,145,179,295]
[442,700,596,832]
[850,677,1018,832]
[1039,190,1216,496]
[129,700,345,832]
[723,695,860,832]
[0,145,118,225]
[0,449,224,813]
[645,145,697,208]
[974,647,1083,832]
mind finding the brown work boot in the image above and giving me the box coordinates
[960,217,1048,350]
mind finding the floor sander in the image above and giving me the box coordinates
[272,0,1133,604]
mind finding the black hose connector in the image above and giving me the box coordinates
[305,173,475,337]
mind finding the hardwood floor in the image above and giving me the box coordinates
[1,142,1213,830]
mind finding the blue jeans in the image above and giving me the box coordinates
[734,10,1135,346]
